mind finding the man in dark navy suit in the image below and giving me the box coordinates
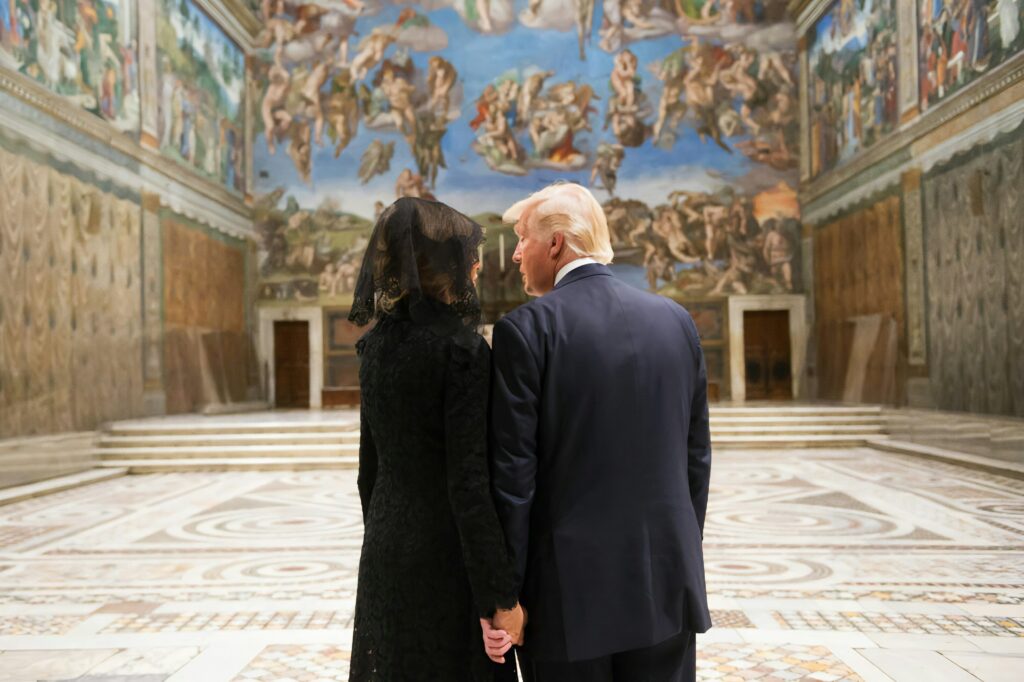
[480,182,712,681]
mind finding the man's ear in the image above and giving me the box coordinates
[549,231,564,260]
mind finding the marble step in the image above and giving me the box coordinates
[710,424,883,435]
[711,434,870,448]
[105,421,358,436]
[709,415,882,424]
[99,457,359,472]
[709,406,882,416]
[96,443,359,460]
[98,432,360,448]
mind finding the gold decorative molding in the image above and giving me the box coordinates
[0,68,251,223]
[801,53,1024,206]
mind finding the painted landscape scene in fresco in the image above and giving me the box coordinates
[156,0,246,191]
[251,0,802,307]
[0,0,139,130]
[919,0,1024,111]
[807,0,898,177]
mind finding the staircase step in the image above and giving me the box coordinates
[709,415,882,424]
[710,425,883,435]
[710,406,882,416]
[97,444,359,460]
[99,432,360,448]
[106,422,358,436]
[99,457,359,472]
[711,434,869,448]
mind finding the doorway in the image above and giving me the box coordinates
[743,310,792,401]
[274,321,310,408]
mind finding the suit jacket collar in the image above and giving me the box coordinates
[552,262,612,290]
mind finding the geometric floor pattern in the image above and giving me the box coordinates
[0,447,1021,681]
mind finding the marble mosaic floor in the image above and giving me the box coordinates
[0,447,1021,681]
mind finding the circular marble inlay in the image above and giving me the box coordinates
[201,556,356,583]
[704,557,833,585]
[976,501,1024,516]
[167,508,360,544]
[249,488,358,509]
[706,503,905,539]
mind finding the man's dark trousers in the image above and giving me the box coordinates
[519,630,696,682]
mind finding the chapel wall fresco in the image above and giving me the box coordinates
[0,0,141,131]
[0,0,251,196]
[155,0,247,192]
[918,0,1024,113]
[251,0,804,318]
[805,0,899,179]
[0,143,144,440]
[801,0,1024,181]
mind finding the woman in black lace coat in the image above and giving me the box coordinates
[347,198,523,681]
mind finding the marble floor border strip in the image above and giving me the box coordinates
[867,439,1024,481]
[0,468,127,508]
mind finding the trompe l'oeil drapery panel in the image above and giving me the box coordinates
[0,147,144,439]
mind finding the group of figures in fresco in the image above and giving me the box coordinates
[156,0,246,191]
[604,183,800,296]
[255,0,458,191]
[255,189,379,303]
[0,0,139,130]
[252,0,799,184]
[469,0,799,178]
[468,37,799,180]
[918,0,1023,111]
[807,0,899,177]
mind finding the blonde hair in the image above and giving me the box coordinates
[502,182,614,264]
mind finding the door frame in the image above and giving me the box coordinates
[727,295,807,403]
[258,306,323,409]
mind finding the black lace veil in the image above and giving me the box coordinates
[348,197,484,329]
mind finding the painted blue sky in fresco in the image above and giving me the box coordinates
[253,3,762,218]
[809,1,871,62]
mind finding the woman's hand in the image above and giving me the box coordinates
[479,618,513,664]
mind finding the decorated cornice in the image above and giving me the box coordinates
[142,165,255,238]
[915,94,1024,174]
[800,53,1024,224]
[0,69,252,224]
[195,0,261,52]
[0,72,256,241]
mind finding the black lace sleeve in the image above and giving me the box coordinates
[444,334,519,618]
[357,391,378,522]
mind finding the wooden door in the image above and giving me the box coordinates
[274,321,310,408]
[743,310,792,401]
